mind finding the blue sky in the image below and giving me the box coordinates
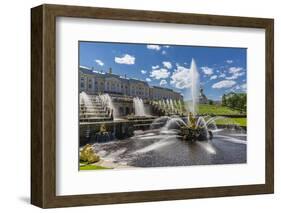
[79,41,247,101]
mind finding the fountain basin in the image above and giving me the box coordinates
[179,127,213,142]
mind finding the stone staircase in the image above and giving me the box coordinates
[80,94,112,123]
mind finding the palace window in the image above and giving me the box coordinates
[80,78,84,88]
[88,79,91,88]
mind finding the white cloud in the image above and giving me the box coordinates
[229,66,243,74]
[226,60,233,64]
[163,45,170,48]
[225,72,245,80]
[212,80,236,89]
[160,79,167,86]
[162,61,172,69]
[224,67,245,79]
[232,83,247,92]
[147,45,161,51]
[233,85,240,90]
[150,68,170,79]
[170,65,192,89]
[210,75,217,80]
[241,83,247,91]
[95,59,104,66]
[201,66,214,75]
[146,78,151,82]
[152,65,160,69]
[219,73,226,78]
[141,70,147,74]
[115,54,135,65]
[161,50,167,55]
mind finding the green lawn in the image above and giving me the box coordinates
[198,104,243,115]
[197,104,246,127]
[80,164,111,170]
[215,117,247,127]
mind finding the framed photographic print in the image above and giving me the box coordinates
[31,4,274,208]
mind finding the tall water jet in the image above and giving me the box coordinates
[169,99,174,112]
[133,97,146,116]
[80,92,93,111]
[177,99,184,114]
[189,58,200,115]
[99,94,118,119]
[162,100,166,108]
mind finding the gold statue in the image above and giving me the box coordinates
[99,124,107,134]
[188,112,197,129]
[80,144,100,164]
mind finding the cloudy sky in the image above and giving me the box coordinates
[79,41,247,101]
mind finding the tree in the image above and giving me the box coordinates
[222,94,226,106]
[222,92,247,113]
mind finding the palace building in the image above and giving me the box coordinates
[79,66,183,101]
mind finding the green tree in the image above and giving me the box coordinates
[222,94,226,106]
[223,92,246,113]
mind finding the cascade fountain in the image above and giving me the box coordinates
[99,94,118,119]
[133,97,146,116]
[80,59,246,169]
[80,91,93,110]
[82,59,244,146]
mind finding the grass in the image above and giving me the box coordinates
[198,104,243,115]
[196,104,246,127]
[215,117,247,127]
[80,164,111,170]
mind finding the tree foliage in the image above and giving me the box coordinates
[221,92,246,113]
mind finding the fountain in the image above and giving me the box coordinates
[80,59,244,147]
[99,94,118,119]
[133,97,146,116]
[156,58,212,142]
[157,58,209,141]
[79,61,247,169]
[80,59,247,168]
[189,58,200,115]
[94,123,113,143]
[136,58,213,142]
[80,91,93,112]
